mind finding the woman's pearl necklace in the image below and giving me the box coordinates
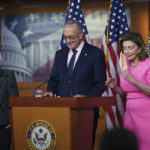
[130,61,139,67]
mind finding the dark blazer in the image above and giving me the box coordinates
[47,42,106,97]
[0,69,18,125]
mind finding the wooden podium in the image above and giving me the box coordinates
[9,97,115,150]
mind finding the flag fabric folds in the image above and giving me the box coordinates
[101,0,129,128]
[146,32,150,57]
[60,0,90,48]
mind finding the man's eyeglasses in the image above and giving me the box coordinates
[63,32,79,41]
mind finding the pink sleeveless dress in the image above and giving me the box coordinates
[120,58,150,150]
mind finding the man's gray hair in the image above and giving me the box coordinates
[64,20,83,32]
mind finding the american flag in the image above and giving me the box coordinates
[60,0,90,48]
[146,32,150,57]
[101,0,129,128]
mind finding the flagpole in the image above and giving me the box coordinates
[105,0,112,63]
[99,0,113,122]
[68,0,71,19]
[106,0,112,46]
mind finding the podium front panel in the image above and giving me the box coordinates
[12,107,71,150]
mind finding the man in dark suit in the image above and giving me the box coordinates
[0,53,19,150]
[44,20,106,146]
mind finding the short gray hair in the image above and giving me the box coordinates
[64,20,83,32]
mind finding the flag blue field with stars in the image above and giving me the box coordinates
[60,0,90,48]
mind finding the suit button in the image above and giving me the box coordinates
[70,92,72,96]
[68,80,71,83]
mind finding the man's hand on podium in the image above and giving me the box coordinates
[5,123,11,129]
[44,92,54,97]
[73,94,86,97]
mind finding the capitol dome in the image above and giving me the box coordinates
[1,21,32,82]
[2,23,22,51]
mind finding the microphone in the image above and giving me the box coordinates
[34,80,48,89]
[33,80,49,97]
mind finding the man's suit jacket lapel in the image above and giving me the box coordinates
[72,43,88,75]
[60,48,69,73]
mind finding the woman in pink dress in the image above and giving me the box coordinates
[106,32,150,150]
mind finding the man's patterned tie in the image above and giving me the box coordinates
[68,49,77,77]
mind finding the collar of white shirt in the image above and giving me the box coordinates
[67,40,85,66]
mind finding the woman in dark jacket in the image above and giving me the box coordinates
[0,53,18,150]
